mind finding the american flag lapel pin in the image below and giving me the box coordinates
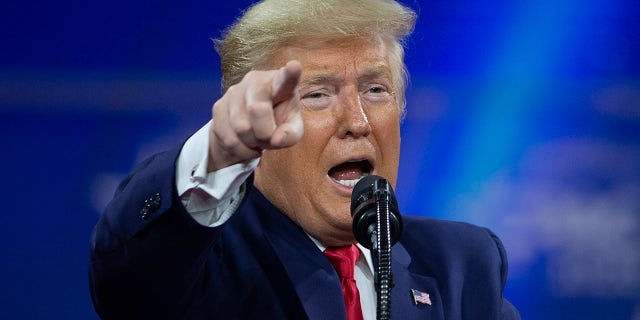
[411,288,432,306]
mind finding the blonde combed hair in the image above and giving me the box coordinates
[214,0,416,112]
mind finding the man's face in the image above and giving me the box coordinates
[254,37,401,246]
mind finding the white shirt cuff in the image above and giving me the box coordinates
[176,120,259,226]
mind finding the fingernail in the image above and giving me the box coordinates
[278,130,288,145]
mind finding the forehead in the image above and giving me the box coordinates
[270,37,392,77]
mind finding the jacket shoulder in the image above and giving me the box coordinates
[402,215,499,247]
[400,216,518,319]
[400,215,508,281]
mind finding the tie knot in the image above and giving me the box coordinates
[323,245,360,278]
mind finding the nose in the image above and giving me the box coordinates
[337,88,372,139]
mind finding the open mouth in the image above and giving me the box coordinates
[328,160,373,187]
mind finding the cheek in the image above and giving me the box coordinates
[372,106,401,141]
[303,109,335,130]
[300,111,336,149]
[372,109,401,182]
[276,121,329,175]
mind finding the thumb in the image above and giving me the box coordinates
[270,106,304,148]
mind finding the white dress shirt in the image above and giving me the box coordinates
[175,120,377,320]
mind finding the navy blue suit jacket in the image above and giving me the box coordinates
[90,146,520,319]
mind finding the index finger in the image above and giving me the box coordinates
[271,60,302,105]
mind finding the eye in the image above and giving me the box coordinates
[368,86,386,94]
[301,88,332,110]
[362,84,392,103]
[306,92,326,99]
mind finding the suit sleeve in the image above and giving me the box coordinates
[486,229,521,320]
[88,145,228,319]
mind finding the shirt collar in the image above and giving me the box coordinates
[306,233,375,274]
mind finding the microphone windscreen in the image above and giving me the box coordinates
[350,175,403,249]
[350,175,381,215]
[350,175,399,216]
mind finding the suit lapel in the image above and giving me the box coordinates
[255,192,346,320]
[390,242,445,320]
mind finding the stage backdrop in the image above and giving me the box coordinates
[1,0,638,318]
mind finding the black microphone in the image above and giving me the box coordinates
[350,175,403,250]
[351,175,402,320]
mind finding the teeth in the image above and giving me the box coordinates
[335,173,369,187]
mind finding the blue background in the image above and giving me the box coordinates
[1,0,638,318]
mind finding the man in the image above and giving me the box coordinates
[89,0,521,319]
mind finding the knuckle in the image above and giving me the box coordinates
[226,84,239,95]
[246,102,272,119]
[242,70,261,83]
[214,130,238,150]
[231,120,252,136]
[212,100,224,115]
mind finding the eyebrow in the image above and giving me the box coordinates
[299,65,392,88]
[299,73,341,88]
[358,65,393,84]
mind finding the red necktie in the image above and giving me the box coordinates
[323,245,364,320]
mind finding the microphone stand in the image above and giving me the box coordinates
[373,179,393,320]
[352,175,402,320]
